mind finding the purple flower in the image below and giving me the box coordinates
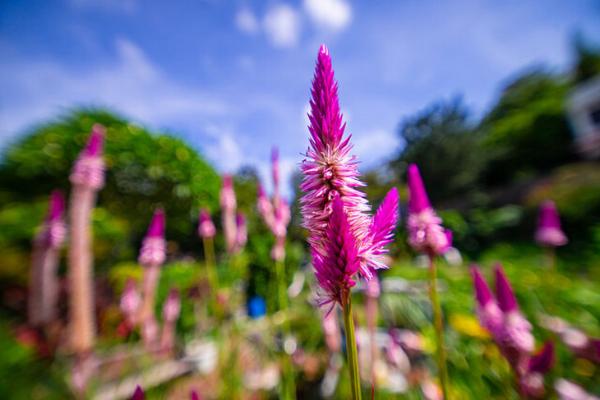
[131,385,145,400]
[406,164,451,256]
[197,208,216,239]
[220,174,236,211]
[220,174,238,253]
[312,196,360,308]
[190,389,202,400]
[470,266,503,333]
[535,200,567,247]
[162,288,181,323]
[138,209,167,267]
[301,45,399,280]
[520,342,555,398]
[555,379,599,400]
[70,124,106,190]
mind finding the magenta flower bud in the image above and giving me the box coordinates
[131,385,145,400]
[528,341,555,374]
[70,124,106,190]
[494,264,518,313]
[138,209,167,267]
[406,164,450,256]
[470,266,503,332]
[190,389,201,400]
[363,187,400,272]
[120,278,141,323]
[197,208,216,239]
[235,212,247,252]
[162,288,181,323]
[535,200,568,247]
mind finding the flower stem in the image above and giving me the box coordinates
[428,255,449,399]
[342,292,362,400]
[275,258,295,399]
[202,236,219,316]
[544,246,556,270]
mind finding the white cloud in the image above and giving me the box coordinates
[235,8,259,35]
[263,4,301,48]
[352,129,400,167]
[303,0,352,31]
[0,38,229,142]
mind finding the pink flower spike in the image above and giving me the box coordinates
[198,208,216,239]
[471,266,493,307]
[407,164,431,214]
[120,279,141,321]
[535,200,568,247]
[146,209,165,238]
[220,174,236,211]
[272,146,280,196]
[131,385,145,400]
[235,212,247,250]
[47,190,65,222]
[162,288,181,323]
[368,187,400,258]
[190,389,202,400]
[470,265,503,333]
[494,264,518,313]
[84,124,105,157]
[528,341,555,374]
[312,196,360,307]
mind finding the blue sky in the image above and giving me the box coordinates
[1,0,599,195]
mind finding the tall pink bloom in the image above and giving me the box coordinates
[406,164,451,256]
[131,385,145,400]
[197,208,216,239]
[160,288,181,352]
[535,200,567,247]
[29,190,67,326]
[220,174,238,254]
[300,45,399,279]
[139,209,166,347]
[120,278,141,328]
[68,124,105,355]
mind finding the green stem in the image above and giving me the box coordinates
[545,246,556,270]
[342,292,362,400]
[202,237,219,316]
[275,258,295,399]
[428,254,449,399]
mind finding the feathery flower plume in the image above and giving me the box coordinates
[470,267,502,333]
[301,44,399,279]
[406,164,451,256]
[29,190,67,326]
[535,200,567,247]
[220,174,238,254]
[68,124,106,355]
[139,209,166,347]
[198,208,216,239]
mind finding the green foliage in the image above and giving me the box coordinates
[0,109,220,275]
[572,35,600,84]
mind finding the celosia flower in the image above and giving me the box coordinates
[235,212,247,252]
[38,190,67,248]
[131,385,145,400]
[535,200,567,247]
[190,389,202,400]
[406,164,451,256]
[138,209,166,267]
[301,45,399,280]
[120,278,141,326]
[257,184,275,229]
[198,208,216,239]
[70,124,106,190]
[162,288,181,323]
[471,265,552,396]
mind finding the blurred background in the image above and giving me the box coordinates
[1,0,599,399]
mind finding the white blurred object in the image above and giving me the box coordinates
[443,247,462,266]
[288,270,305,298]
[320,353,342,398]
[184,339,218,374]
[555,379,600,400]
[421,380,443,400]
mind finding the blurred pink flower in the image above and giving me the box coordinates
[162,288,181,323]
[235,212,247,252]
[120,278,141,326]
[70,124,106,190]
[535,200,567,247]
[406,164,451,256]
[138,209,166,267]
[131,385,144,400]
[198,208,216,239]
[220,174,238,253]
